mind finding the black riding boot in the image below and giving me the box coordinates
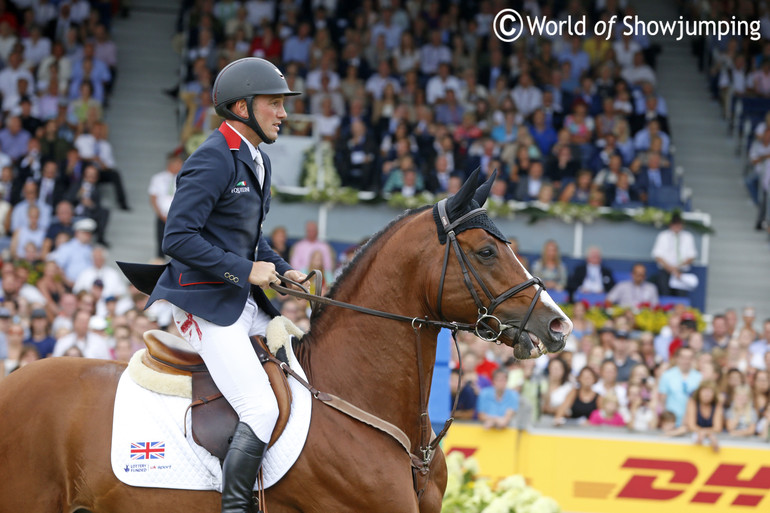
[221,422,267,513]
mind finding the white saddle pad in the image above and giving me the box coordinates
[110,348,311,491]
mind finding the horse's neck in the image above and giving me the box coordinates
[301,214,439,442]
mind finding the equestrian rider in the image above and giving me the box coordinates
[143,58,305,513]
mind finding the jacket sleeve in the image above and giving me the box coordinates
[162,147,253,287]
[256,236,292,275]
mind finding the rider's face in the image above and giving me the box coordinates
[252,95,287,143]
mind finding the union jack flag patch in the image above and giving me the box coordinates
[130,441,165,460]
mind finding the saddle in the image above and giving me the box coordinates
[140,330,292,462]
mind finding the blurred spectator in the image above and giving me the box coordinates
[606,263,659,308]
[636,151,674,203]
[588,389,625,426]
[555,366,598,425]
[450,367,477,420]
[567,246,615,297]
[76,121,129,210]
[684,380,723,451]
[627,383,658,432]
[12,180,52,233]
[726,385,758,437]
[50,217,95,287]
[477,369,519,430]
[10,202,45,259]
[651,212,698,296]
[593,360,628,411]
[66,163,109,246]
[513,160,548,202]
[0,115,32,162]
[658,347,701,426]
[52,309,110,359]
[532,239,567,292]
[605,172,640,207]
[148,152,182,258]
[749,319,770,369]
[268,226,291,262]
[541,357,573,416]
[609,330,641,383]
[42,200,74,256]
[383,156,424,197]
[703,314,730,353]
[73,246,126,300]
[24,308,55,358]
[289,220,334,273]
[667,312,699,358]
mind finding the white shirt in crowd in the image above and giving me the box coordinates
[52,331,110,359]
[651,228,698,269]
[148,169,177,219]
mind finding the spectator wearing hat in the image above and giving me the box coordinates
[73,245,127,300]
[52,309,110,359]
[608,330,641,383]
[651,212,698,296]
[606,263,659,308]
[24,308,56,358]
[50,217,95,286]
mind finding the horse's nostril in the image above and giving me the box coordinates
[549,318,565,333]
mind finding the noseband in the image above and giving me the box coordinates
[435,199,544,345]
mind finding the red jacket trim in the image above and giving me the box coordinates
[218,121,242,151]
[179,273,224,287]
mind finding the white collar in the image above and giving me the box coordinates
[225,122,259,162]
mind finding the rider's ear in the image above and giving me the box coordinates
[473,169,497,207]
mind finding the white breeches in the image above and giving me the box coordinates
[172,295,278,442]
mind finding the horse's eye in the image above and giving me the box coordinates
[477,247,495,259]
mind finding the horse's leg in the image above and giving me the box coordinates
[266,407,421,513]
[418,448,447,513]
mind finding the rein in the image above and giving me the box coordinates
[270,202,546,498]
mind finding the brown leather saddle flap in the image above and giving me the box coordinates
[143,332,292,462]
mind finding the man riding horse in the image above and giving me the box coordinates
[123,57,306,513]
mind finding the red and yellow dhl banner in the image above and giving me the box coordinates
[443,424,770,512]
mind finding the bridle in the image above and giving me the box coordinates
[435,198,545,344]
[269,200,547,499]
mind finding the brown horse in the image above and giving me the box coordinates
[0,171,571,512]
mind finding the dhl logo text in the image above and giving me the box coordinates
[617,458,770,507]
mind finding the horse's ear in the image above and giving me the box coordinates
[473,169,497,207]
[447,167,480,215]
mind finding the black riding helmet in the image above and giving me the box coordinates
[212,57,301,144]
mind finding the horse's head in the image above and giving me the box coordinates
[428,169,572,359]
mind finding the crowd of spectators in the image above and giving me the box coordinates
[450,302,770,447]
[176,0,687,210]
[0,0,138,375]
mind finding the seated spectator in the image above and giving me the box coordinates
[511,72,542,118]
[749,319,770,369]
[567,246,616,297]
[10,203,45,259]
[703,314,730,353]
[634,119,671,154]
[529,108,558,155]
[588,389,626,426]
[627,383,658,432]
[52,309,111,359]
[651,212,698,296]
[636,152,674,203]
[434,89,464,127]
[488,177,509,202]
[621,52,657,87]
[73,246,127,300]
[425,155,454,194]
[605,172,641,207]
[659,347,701,426]
[594,154,635,188]
[67,81,103,126]
[513,160,548,202]
[289,221,334,274]
[315,96,341,143]
[532,239,567,292]
[559,168,594,204]
[336,119,378,192]
[426,62,462,106]
[36,260,68,315]
[606,263,660,308]
[66,164,109,246]
[419,29,451,77]
[365,60,400,101]
[24,308,56,358]
[42,200,75,256]
[541,357,573,416]
[12,181,52,234]
[0,115,32,163]
[555,366,598,424]
[450,368,478,420]
[75,121,129,210]
[726,385,758,437]
[545,144,580,187]
[477,369,519,429]
[50,217,96,287]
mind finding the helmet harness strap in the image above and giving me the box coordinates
[227,95,276,145]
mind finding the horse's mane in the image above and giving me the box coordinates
[306,205,431,330]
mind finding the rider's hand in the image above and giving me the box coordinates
[283,269,307,291]
[249,261,279,289]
